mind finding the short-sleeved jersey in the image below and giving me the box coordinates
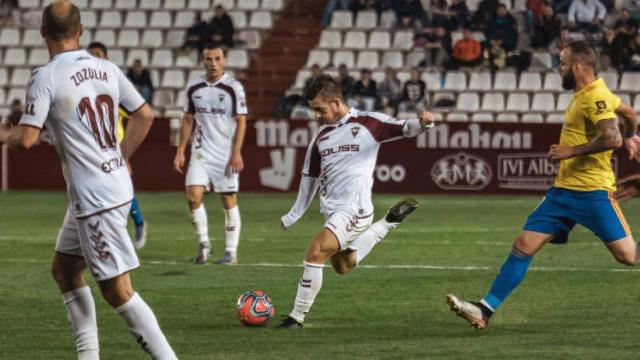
[554,78,621,192]
[183,73,248,166]
[19,49,146,218]
[302,108,409,216]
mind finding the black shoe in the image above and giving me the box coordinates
[385,198,419,223]
[277,316,303,330]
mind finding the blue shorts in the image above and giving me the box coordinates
[523,187,631,244]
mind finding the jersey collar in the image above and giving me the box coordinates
[204,73,228,86]
[335,108,356,125]
[575,78,604,96]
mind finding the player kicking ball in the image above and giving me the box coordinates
[0,2,176,358]
[446,41,640,330]
[277,75,435,329]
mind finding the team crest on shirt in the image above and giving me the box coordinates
[351,126,360,138]
[218,93,225,103]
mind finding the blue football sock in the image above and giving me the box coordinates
[482,246,533,311]
[130,197,145,227]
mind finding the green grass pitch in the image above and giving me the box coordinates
[1,192,639,359]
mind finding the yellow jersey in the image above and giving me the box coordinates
[554,78,621,192]
[117,107,129,142]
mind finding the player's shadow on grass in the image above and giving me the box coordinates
[156,270,189,276]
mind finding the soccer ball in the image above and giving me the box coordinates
[235,290,276,326]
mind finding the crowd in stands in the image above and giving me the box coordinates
[184,5,235,55]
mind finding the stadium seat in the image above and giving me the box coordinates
[618,93,631,106]
[493,71,517,91]
[115,0,137,9]
[532,52,553,70]
[355,51,379,70]
[521,113,544,123]
[139,0,161,9]
[10,68,31,86]
[546,112,565,123]
[238,30,261,49]
[80,10,97,28]
[396,70,410,84]
[227,49,250,69]
[187,69,205,81]
[443,71,467,91]
[506,93,530,112]
[600,71,619,90]
[543,72,561,90]
[306,49,330,68]
[261,0,284,10]
[153,89,175,108]
[229,11,248,28]
[556,93,573,110]
[188,0,210,9]
[330,10,353,29]
[355,10,377,29]
[496,113,519,122]
[126,49,149,66]
[18,0,40,7]
[381,51,403,69]
[118,30,140,47]
[214,0,235,8]
[109,49,125,66]
[7,88,26,106]
[79,29,92,47]
[379,10,395,29]
[0,90,5,107]
[150,11,172,28]
[124,11,147,28]
[446,112,470,122]
[0,68,8,86]
[333,50,355,69]
[294,70,311,89]
[151,49,174,67]
[319,30,342,49]
[162,70,186,88]
[466,0,480,12]
[174,54,196,69]
[165,0,186,9]
[513,0,527,11]
[22,29,43,47]
[344,31,367,49]
[367,31,391,49]
[0,28,20,46]
[28,48,49,66]
[633,94,640,112]
[471,113,494,122]
[99,11,122,28]
[431,91,454,107]
[531,92,555,112]
[422,72,441,90]
[149,70,160,89]
[249,11,272,29]
[166,30,185,47]
[4,49,26,66]
[237,0,259,9]
[94,29,116,47]
[406,51,425,68]
[456,92,480,112]
[90,0,111,9]
[175,11,196,27]
[468,72,492,91]
[392,31,414,50]
[518,71,542,91]
[142,30,163,47]
[481,92,505,111]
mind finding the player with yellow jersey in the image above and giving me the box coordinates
[446,41,640,329]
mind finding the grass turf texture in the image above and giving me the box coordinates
[1,192,639,359]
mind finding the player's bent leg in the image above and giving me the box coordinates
[187,185,210,264]
[605,235,638,266]
[99,273,177,360]
[330,249,357,275]
[217,193,240,265]
[52,252,87,292]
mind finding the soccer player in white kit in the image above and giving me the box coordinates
[277,75,435,329]
[0,2,176,359]
[174,45,247,265]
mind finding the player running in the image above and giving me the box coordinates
[446,41,640,330]
[174,44,247,265]
[0,2,176,358]
[277,75,434,329]
[87,41,148,249]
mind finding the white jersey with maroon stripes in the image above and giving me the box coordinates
[19,49,145,218]
[183,73,248,167]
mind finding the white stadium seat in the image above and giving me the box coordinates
[115,0,137,9]
[368,31,391,49]
[546,112,565,123]
[79,29,92,47]
[153,90,175,108]
[18,0,40,7]
[124,11,147,28]
[355,10,377,29]
[118,30,140,47]
[543,72,561,90]
[151,49,174,67]
[249,11,272,29]
[496,113,519,122]
[618,93,631,106]
[381,51,403,69]
[556,93,573,110]
[22,29,43,47]
[481,92,505,111]
[471,113,494,122]
[422,72,441,90]
[531,93,555,112]
[355,51,379,70]
[319,30,342,49]
[165,0,186,9]
[237,0,259,9]
[214,0,235,8]
[4,49,27,66]
[306,50,330,68]
[532,52,553,69]
[142,30,163,47]
[238,30,261,49]
[344,31,367,49]
[293,70,311,89]
[392,31,414,50]
[150,11,172,28]
[518,71,542,91]
[506,93,530,112]
[229,11,247,28]
[521,113,545,123]
[139,0,161,9]
[162,70,186,88]
[80,10,97,28]
[109,49,125,66]
[261,0,284,11]
[99,11,122,28]
[94,29,116,47]
[0,68,8,86]
[188,0,210,9]
[468,72,492,91]
[175,53,197,67]
[379,10,395,29]
[0,89,5,107]
[175,11,196,27]
[227,49,250,69]
[406,51,425,68]
[396,70,410,84]
[0,28,21,46]
[443,71,467,91]
[456,92,480,112]
[493,71,517,91]
[188,70,205,81]
[447,112,470,122]
[90,0,112,9]
[600,71,619,90]
[333,50,355,69]
[174,89,187,109]
[28,48,49,66]
[166,30,185,47]
[10,68,31,86]
[126,49,149,66]
[330,10,353,29]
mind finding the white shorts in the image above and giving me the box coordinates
[55,203,139,281]
[185,161,239,193]
[324,209,374,250]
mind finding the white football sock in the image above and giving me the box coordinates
[190,204,209,244]
[289,262,324,323]
[349,219,395,264]
[115,293,177,360]
[223,206,241,256]
[61,286,99,360]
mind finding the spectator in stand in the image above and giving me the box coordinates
[378,67,402,115]
[625,33,640,71]
[548,28,573,67]
[472,0,500,31]
[430,0,450,28]
[209,5,235,48]
[336,63,355,98]
[486,4,519,53]
[567,0,606,33]
[398,68,427,113]
[531,3,562,50]
[183,12,211,56]
[393,0,429,29]
[614,8,638,35]
[524,0,547,31]
[447,27,483,69]
[0,0,17,27]
[600,26,632,71]
[348,69,378,111]
[304,64,324,95]
[1,99,22,127]
[321,0,354,28]
[616,0,640,21]
[421,25,452,69]
[126,59,154,104]
[447,0,471,30]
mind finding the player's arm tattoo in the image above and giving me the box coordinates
[571,118,622,156]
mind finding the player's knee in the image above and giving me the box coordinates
[51,259,83,287]
[614,253,636,266]
[331,262,353,275]
[99,285,134,308]
[187,196,202,210]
